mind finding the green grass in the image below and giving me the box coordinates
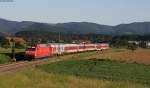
[38,58,150,85]
[0,47,25,53]
[0,48,149,88]
[0,54,11,64]
[0,48,26,61]
[0,68,148,88]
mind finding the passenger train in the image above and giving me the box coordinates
[25,43,109,59]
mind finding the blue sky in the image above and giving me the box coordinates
[0,0,150,25]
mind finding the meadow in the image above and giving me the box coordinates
[0,68,149,88]
[0,48,150,88]
[38,58,150,85]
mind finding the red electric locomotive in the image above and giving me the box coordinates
[25,44,51,59]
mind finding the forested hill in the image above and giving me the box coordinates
[0,18,150,35]
[54,22,114,34]
[0,18,34,34]
[114,22,150,35]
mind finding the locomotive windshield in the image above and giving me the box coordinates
[26,46,36,51]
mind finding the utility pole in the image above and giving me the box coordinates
[58,32,61,55]
[59,32,61,43]
[10,38,16,62]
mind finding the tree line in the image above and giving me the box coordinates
[0,32,150,49]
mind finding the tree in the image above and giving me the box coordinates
[139,42,147,48]
[128,43,137,52]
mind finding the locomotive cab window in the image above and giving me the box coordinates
[26,47,36,51]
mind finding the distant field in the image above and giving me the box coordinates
[58,48,150,65]
[89,48,150,65]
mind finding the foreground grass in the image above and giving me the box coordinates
[0,68,148,88]
[38,59,150,85]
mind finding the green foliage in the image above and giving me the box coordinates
[2,45,10,49]
[15,43,25,49]
[139,42,147,48]
[0,37,9,48]
[0,37,25,49]
[16,30,112,44]
[128,43,137,52]
[0,54,11,64]
[38,59,150,85]
[111,34,150,48]
[110,39,128,48]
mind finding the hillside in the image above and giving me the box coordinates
[0,18,114,34]
[114,22,150,35]
[0,18,150,35]
[16,22,114,34]
[0,18,34,34]
[55,22,114,34]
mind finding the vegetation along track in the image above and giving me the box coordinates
[0,50,99,72]
[0,59,50,72]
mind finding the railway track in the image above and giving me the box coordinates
[0,59,49,72]
[0,53,74,73]
[0,51,97,73]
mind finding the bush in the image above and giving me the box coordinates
[15,43,25,49]
[0,54,11,64]
[128,43,137,52]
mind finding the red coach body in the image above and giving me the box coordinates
[96,43,109,50]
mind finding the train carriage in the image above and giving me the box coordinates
[64,44,79,53]
[48,43,65,55]
[84,44,96,51]
[78,44,86,52]
[96,43,109,50]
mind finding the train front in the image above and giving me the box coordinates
[25,46,36,59]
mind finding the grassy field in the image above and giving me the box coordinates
[88,48,150,65]
[0,68,148,88]
[38,58,150,85]
[58,48,150,65]
[0,48,150,88]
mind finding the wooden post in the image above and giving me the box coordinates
[10,38,16,62]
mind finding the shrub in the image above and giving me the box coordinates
[0,54,11,64]
[128,43,137,52]
[15,43,25,49]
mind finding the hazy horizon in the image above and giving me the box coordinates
[0,0,150,25]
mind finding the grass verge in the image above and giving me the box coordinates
[0,54,11,64]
